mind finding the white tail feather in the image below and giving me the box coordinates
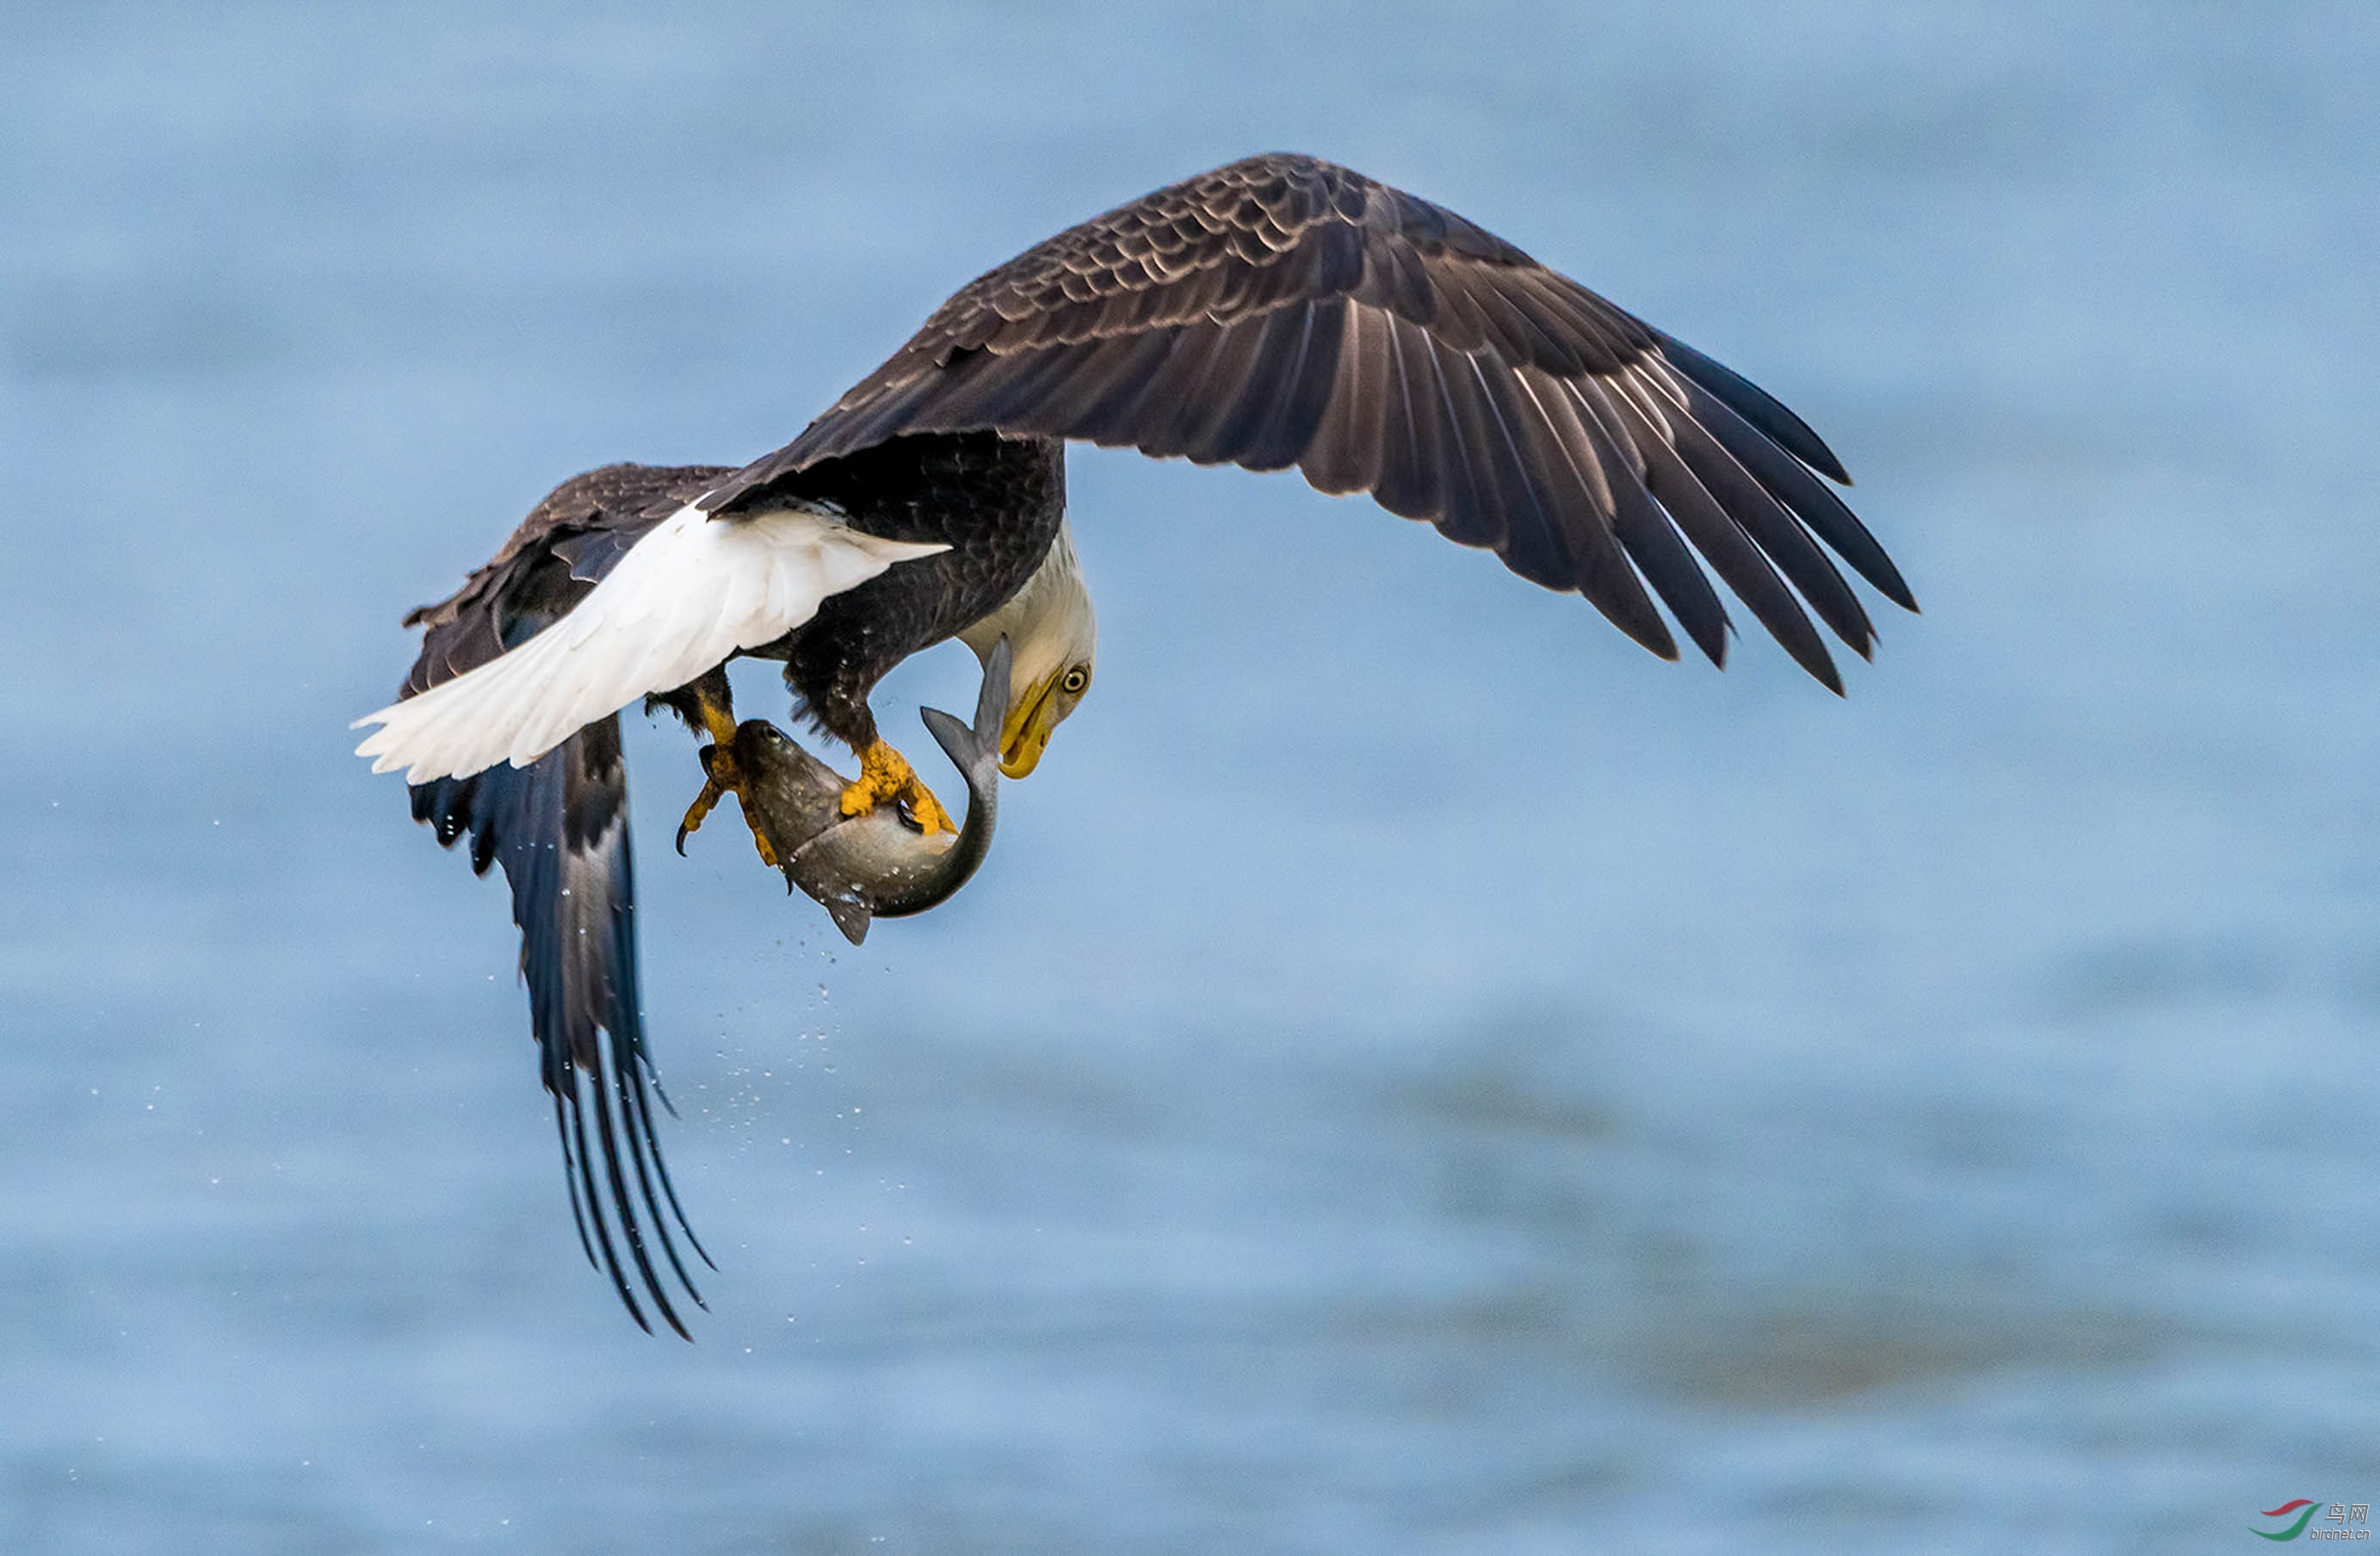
[353,503,946,784]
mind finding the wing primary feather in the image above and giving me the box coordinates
[1563,379,1731,666]
[586,1032,691,1340]
[1617,393,1842,692]
[1656,381,1876,655]
[644,1112,713,1270]
[568,1081,653,1336]
[1500,367,1675,655]
[555,1094,603,1274]
[600,996,705,1294]
[605,1034,708,1320]
[615,1048,715,1285]
[1654,332,1853,485]
[1672,374,1917,610]
[1609,365,1871,653]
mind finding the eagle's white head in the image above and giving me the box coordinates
[957,517,1096,779]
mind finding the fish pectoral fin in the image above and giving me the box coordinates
[839,739,955,837]
[822,895,873,946]
[675,742,780,868]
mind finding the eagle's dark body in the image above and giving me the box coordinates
[755,432,1066,750]
[374,153,1916,1337]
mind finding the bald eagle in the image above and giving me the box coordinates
[356,154,1915,1335]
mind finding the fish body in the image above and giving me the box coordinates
[731,640,1008,943]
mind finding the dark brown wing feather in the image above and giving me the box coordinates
[399,462,729,1337]
[708,153,1914,683]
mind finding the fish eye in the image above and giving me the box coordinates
[1060,666,1090,695]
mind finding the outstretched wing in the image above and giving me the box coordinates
[708,153,1914,689]
[398,462,726,1337]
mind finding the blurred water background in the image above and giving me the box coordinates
[5,2,2378,1551]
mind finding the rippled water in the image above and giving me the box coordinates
[5,3,2377,1551]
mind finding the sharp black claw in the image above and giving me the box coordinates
[677,750,726,857]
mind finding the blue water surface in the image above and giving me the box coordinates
[4,3,2377,1551]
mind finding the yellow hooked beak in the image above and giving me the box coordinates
[998,676,1062,778]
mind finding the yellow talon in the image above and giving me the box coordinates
[839,738,955,837]
[676,742,779,868]
[699,701,739,748]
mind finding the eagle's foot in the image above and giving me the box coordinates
[675,743,779,868]
[840,738,955,837]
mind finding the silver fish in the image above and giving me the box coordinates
[718,639,1009,944]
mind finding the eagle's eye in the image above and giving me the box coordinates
[1060,666,1090,695]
